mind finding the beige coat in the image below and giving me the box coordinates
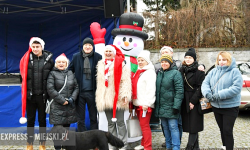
[95,60,131,112]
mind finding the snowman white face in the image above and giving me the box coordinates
[113,35,144,57]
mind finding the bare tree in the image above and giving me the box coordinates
[144,0,248,49]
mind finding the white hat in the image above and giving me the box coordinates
[105,45,116,55]
[29,37,45,50]
[160,46,173,54]
[137,50,151,64]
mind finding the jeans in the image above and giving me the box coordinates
[160,117,180,150]
[161,115,183,142]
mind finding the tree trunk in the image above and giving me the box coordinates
[155,1,159,44]
[243,0,250,45]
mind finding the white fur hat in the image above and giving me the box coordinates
[160,46,173,54]
[105,45,116,55]
[29,37,45,50]
[137,50,151,64]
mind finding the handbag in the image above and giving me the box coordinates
[126,113,142,138]
[184,73,212,114]
[45,75,67,114]
[184,72,227,114]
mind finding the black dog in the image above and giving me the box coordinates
[50,125,124,150]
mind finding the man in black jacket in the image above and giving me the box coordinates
[68,37,102,132]
[20,37,54,150]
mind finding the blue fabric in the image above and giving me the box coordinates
[160,117,180,150]
[0,0,116,73]
[201,58,243,108]
[0,86,90,129]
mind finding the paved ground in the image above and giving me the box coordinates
[0,111,249,150]
[1,75,250,149]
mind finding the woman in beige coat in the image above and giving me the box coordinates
[96,45,131,150]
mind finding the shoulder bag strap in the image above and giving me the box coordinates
[58,75,67,93]
[50,75,67,103]
[211,72,227,91]
[184,73,194,89]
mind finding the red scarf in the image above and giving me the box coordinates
[132,69,146,100]
[104,59,114,87]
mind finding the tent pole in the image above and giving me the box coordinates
[79,25,81,52]
[127,0,130,12]
[113,17,117,29]
[3,22,11,76]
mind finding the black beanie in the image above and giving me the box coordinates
[185,48,196,61]
[83,37,94,47]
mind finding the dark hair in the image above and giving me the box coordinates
[32,41,41,45]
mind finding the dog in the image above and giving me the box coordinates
[50,125,124,150]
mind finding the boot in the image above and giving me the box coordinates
[26,142,33,150]
[185,144,194,150]
[39,141,46,150]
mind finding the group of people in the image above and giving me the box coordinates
[20,37,243,150]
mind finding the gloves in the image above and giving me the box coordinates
[206,93,213,101]
[67,98,75,107]
[90,22,106,44]
[173,109,179,115]
[212,94,220,101]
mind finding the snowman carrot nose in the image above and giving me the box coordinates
[124,41,129,47]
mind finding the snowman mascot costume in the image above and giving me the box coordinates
[90,12,148,143]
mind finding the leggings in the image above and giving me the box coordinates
[213,112,237,150]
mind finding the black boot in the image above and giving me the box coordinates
[185,144,194,150]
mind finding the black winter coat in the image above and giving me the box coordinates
[179,62,205,133]
[47,67,79,125]
[27,51,54,102]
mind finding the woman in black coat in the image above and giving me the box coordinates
[47,53,79,150]
[179,48,205,150]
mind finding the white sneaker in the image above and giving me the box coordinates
[134,145,144,150]
[221,146,226,150]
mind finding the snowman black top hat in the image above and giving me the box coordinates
[111,12,148,40]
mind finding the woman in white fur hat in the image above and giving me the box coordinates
[95,45,131,150]
[132,50,156,150]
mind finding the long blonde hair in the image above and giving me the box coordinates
[215,51,232,66]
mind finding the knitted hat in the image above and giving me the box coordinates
[105,45,116,55]
[160,46,173,54]
[185,48,196,61]
[160,54,173,65]
[137,50,151,64]
[29,37,45,50]
[55,53,69,68]
[110,45,125,122]
[83,37,94,47]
